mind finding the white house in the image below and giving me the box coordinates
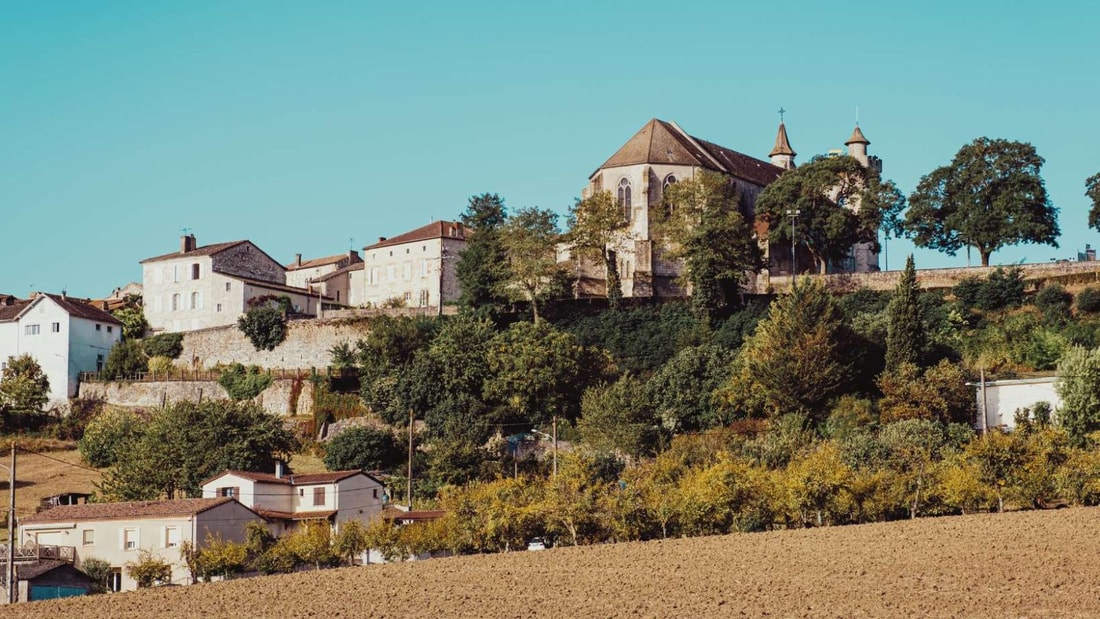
[140,235,332,333]
[976,376,1062,431]
[201,468,386,535]
[285,251,362,292]
[0,293,121,407]
[18,497,267,592]
[361,221,467,309]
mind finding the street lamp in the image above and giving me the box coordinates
[530,416,558,477]
[786,209,801,276]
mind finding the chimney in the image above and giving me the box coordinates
[295,253,302,267]
[378,236,387,243]
[180,234,197,253]
[275,461,284,479]
[348,249,359,262]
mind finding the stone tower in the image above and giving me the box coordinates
[769,122,797,170]
[844,125,882,173]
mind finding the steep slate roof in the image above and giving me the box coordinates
[363,221,467,252]
[140,240,248,264]
[286,254,358,272]
[594,119,784,187]
[845,125,870,145]
[203,469,380,487]
[22,497,238,524]
[769,122,797,157]
[0,295,120,325]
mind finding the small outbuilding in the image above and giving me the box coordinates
[15,560,94,602]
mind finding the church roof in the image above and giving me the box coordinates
[845,125,870,146]
[769,122,796,157]
[594,119,783,187]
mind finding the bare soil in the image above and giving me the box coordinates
[7,507,1100,618]
[2,447,101,536]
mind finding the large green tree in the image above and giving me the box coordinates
[655,170,763,321]
[903,138,1059,266]
[456,193,511,316]
[756,155,905,274]
[0,354,50,419]
[1087,173,1100,231]
[567,190,627,307]
[739,277,851,422]
[1056,346,1100,446]
[500,206,565,322]
[885,255,925,370]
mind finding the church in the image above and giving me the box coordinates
[573,117,882,298]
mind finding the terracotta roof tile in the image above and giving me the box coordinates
[255,509,338,521]
[234,277,334,300]
[21,497,238,524]
[0,295,121,325]
[140,241,249,264]
[363,221,467,251]
[0,299,31,321]
[204,469,378,486]
[286,253,361,272]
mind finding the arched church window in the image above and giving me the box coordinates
[617,178,632,220]
[663,174,677,191]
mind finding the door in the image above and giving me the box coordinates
[29,585,87,600]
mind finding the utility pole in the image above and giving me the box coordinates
[7,442,15,604]
[786,209,800,277]
[551,415,558,478]
[407,409,414,509]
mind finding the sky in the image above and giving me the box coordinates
[3,1,1099,298]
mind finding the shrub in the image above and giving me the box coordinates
[238,306,287,351]
[142,333,184,359]
[147,356,174,376]
[103,340,147,379]
[976,267,1025,310]
[323,425,403,473]
[1034,283,1073,323]
[217,364,273,401]
[79,408,143,467]
[125,550,172,588]
[1076,286,1100,314]
[80,557,112,594]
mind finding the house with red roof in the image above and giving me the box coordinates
[200,466,386,535]
[19,497,266,592]
[360,220,468,310]
[0,292,121,406]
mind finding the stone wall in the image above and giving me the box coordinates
[178,317,375,369]
[760,260,1100,294]
[80,377,314,416]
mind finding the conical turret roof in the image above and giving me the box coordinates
[769,122,796,157]
[845,125,870,146]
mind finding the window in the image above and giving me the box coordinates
[191,263,201,280]
[313,487,325,506]
[403,291,412,303]
[663,174,677,192]
[618,178,632,220]
[216,303,223,312]
[51,322,60,333]
[217,487,239,498]
[25,324,40,335]
[95,323,101,331]
[108,569,122,593]
[171,294,180,311]
[190,292,199,310]
[386,265,396,281]
[123,528,138,550]
[336,291,341,303]
[419,290,429,307]
[165,527,181,548]
[82,529,95,546]
[372,488,378,499]
[96,354,104,372]
[173,265,179,283]
[299,488,305,497]
[225,282,232,292]
[107,326,113,333]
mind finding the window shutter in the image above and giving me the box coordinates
[118,528,124,551]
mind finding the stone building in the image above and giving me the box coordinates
[140,235,331,333]
[574,118,884,298]
[285,250,362,293]
[360,221,467,309]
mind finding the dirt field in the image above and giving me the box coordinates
[1,446,101,535]
[6,506,1100,618]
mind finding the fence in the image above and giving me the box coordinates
[80,367,357,384]
[0,544,76,565]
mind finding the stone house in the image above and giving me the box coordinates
[19,497,267,592]
[0,293,121,407]
[308,262,365,308]
[571,118,884,298]
[140,235,332,333]
[200,468,386,535]
[284,251,363,297]
[361,221,467,309]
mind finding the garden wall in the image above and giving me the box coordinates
[80,377,314,417]
[178,317,374,370]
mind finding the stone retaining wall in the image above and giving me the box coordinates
[80,377,314,416]
[178,317,374,370]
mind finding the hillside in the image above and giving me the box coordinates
[7,506,1099,618]
[2,446,101,535]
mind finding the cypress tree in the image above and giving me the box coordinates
[885,255,924,370]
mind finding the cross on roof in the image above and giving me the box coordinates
[778,107,786,123]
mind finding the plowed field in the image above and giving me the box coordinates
[8,507,1100,618]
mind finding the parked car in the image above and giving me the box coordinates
[527,537,547,551]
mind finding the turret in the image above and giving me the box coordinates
[769,122,797,170]
[845,125,870,167]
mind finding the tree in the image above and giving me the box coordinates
[79,408,143,467]
[237,306,287,351]
[885,255,924,370]
[647,344,733,432]
[567,191,627,306]
[456,193,511,316]
[1056,346,1100,446]
[500,206,564,322]
[903,138,1059,266]
[1086,173,1100,231]
[217,364,272,400]
[577,375,664,458]
[98,400,298,500]
[756,155,905,274]
[877,361,973,425]
[323,425,403,473]
[0,354,50,417]
[740,278,851,423]
[125,550,172,587]
[656,170,763,320]
[333,520,370,565]
[80,557,113,593]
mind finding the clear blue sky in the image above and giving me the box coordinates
[3,1,1098,298]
